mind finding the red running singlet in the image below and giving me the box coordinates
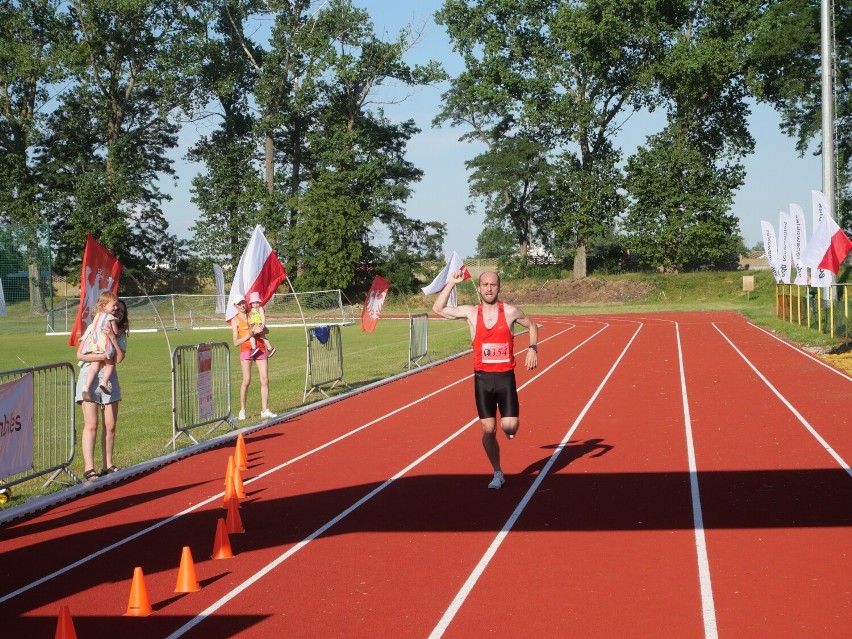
[472,302,515,372]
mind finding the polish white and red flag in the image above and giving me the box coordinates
[225,225,287,322]
[421,251,471,306]
[801,213,852,275]
[361,275,391,333]
[811,190,834,287]
[68,234,122,346]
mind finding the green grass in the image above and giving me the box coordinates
[2,268,849,509]
[0,318,472,507]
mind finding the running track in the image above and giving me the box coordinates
[2,311,850,637]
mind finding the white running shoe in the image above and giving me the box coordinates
[237,410,246,421]
[260,409,277,419]
[487,471,505,490]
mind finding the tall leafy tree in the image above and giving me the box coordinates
[436,0,663,277]
[40,0,201,279]
[0,0,71,311]
[289,1,445,290]
[187,0,264,270]
[622,0,756,271]
[749,0,852,229]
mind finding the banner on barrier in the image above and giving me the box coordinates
[197,344,214,421]
[0,373,34,478]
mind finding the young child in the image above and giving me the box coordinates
[247,291,276,358]
[79,291,121,400]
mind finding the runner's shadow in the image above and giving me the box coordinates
[521,438,614,476]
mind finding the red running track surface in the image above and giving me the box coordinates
[1,311,850,638]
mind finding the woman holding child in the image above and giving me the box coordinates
[230,295,277,421]
[75,295,130,481]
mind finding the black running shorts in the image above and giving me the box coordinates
[473,370,519,419]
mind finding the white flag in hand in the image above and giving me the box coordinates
[421,252,471,306]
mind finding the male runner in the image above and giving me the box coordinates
[433,270,538,489]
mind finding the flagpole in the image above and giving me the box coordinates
[124,270,173,356]
[283,275,312,396]
[468,276,480,304]
[820,0,835,222]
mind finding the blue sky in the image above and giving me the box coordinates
[164,1,824,259]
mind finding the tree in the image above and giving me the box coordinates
[622,0,756,271]
[288,1,446,290]
[749,0,852,229]
[0,0,71,312]
[476,222,515,259]
[622,129,743,271]
[187,0,265,270]
[466,134,552,258]
[436,0,665,278]
[40,0,199,279]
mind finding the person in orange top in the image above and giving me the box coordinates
[230,297,277,421]
[433,270,538,489]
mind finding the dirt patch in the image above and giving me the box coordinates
[500,277,653,305]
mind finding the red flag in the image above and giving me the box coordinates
[361,275,391,333]
[69,234,122,346]
[225,225,287,322]
[801,215,852,275]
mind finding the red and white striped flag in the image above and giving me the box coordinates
[361,275,391,333]
[225,226,287,322]
[68,234,122,346]
[801,214,852,275]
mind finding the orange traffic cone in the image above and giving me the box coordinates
[211,518,234,559]
[124,566,153,616]
[226,496,245,533]
[222,472,237,508]
[224,455,234,487]
[233,465,246,499]
[54,604,78,639]
[175,546,201,593]
[235,433,247,470]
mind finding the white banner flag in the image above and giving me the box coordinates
[789,203,808,285]
[811,190,834,288]
[760,221,782,283]
[778,211,792,284]
[213,264,226,314]
[0,374,34,478]
[0,276,6,317]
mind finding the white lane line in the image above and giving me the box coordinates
[0,327,579,604]
[429,323,639,638]
[676,323,718,639]
[748,322,852,381]
[167,324,611,638]
[713,323,852,478]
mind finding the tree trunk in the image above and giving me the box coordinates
[573,244,587,280]
[265,129,274,193]
[28,259,47,315]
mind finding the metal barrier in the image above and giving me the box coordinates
[775,283,849,338]
[168,342,231,449]
[0,362,77,489]
[304,325,349,400]
[408,313,430,368]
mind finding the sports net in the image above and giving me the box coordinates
[0,224,54,331]
[49,289,354,333]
